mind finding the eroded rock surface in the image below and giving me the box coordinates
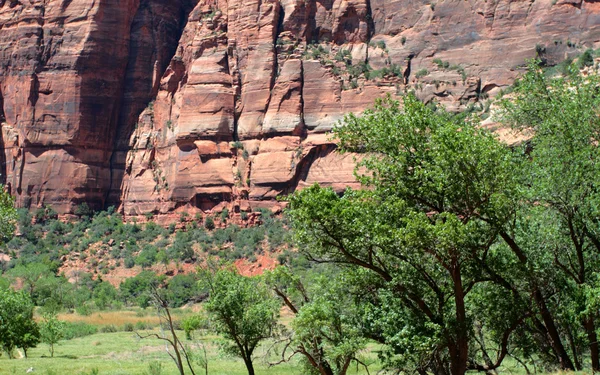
[0,0,599,216]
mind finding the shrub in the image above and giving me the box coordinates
[75,304,93,316]
[181,315,206,340]
[578,48,595,68]
[122,322,134,332]
[415,69,429,78]
[143,362,163,375]
[74,202,93,217]
[220,208,229,222]
[99,324,118,333]
[204,216,215,230]
[63,322,98,340]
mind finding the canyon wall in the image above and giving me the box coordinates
[0,0,598,216]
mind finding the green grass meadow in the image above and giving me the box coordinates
[0,312,380,375]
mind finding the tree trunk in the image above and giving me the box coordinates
[585,317,600,371]
[450,261,469,375]
[534,290,575,370]
[500,232,575,371]
[319,361,335,375]
[566,324,582,370]
[243,356,255,375]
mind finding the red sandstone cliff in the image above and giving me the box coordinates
[0,0,598,216]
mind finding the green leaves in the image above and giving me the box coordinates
[40,313,66,357]
[287,93,522,373]
[0,288,40,357]
[0,185,16,245]
[266,266,367,375]
[200,265,279,369]
[334,94,518,223]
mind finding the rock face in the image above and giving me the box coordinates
[0,0,599,216]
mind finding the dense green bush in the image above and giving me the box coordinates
[62,322,98,340]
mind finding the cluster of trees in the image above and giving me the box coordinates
[284,61,600,374]
[3,204,291,275]
[0,280,66,358]
[0,263,207,314]
[197,61,600,375]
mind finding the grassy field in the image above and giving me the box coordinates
[2,309,583,375]
[0,309,377,375]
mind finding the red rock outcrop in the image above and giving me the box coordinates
[0,0,599,216]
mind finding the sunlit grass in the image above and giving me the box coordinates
[0,311,378,375]
[56,309,164,327]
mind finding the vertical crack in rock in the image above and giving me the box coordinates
[106,0,200,209]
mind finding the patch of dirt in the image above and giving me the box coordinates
[235,253,278,276]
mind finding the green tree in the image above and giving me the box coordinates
[200,265,280,375]
[40,313,65,357]
[0,288,40,358]
[287,94,525,375]
[181,314,206,341]
[8,263,53,301]
[120,271,163,308]
[497,59,600,371]
[266,266,367,375]
[92,281,119,310]
[0,185,16,244]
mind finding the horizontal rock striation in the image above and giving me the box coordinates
[0,0,599,216]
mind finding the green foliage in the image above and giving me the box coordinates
[40,313,66,357]
[578,48,595,69]
[181,314,207,340]
[74,202,93,218]
[92,282,119,310]
[0,186,16,246]
[165,273,201,308]
[334,49,352,63]
[143,361,163,375]
[119,271,164,308]
[201,265,280,375]
[433,58,450,69]
[347,61,371,78]
[496,60,600,370]
[220,208,229,222]
[99,324,118,333]
[267,266,366,374]
[305,44,326,60]
[204,216,215,230]
[34,205,58,224]
[167,230,194,261]
[0,288,40,358]
[287,94,520,374]
[415,68,428,78]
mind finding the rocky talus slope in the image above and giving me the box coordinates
[0,0,598,216]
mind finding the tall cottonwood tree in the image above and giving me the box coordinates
[287,95,525,375]
[497,60,600,371]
